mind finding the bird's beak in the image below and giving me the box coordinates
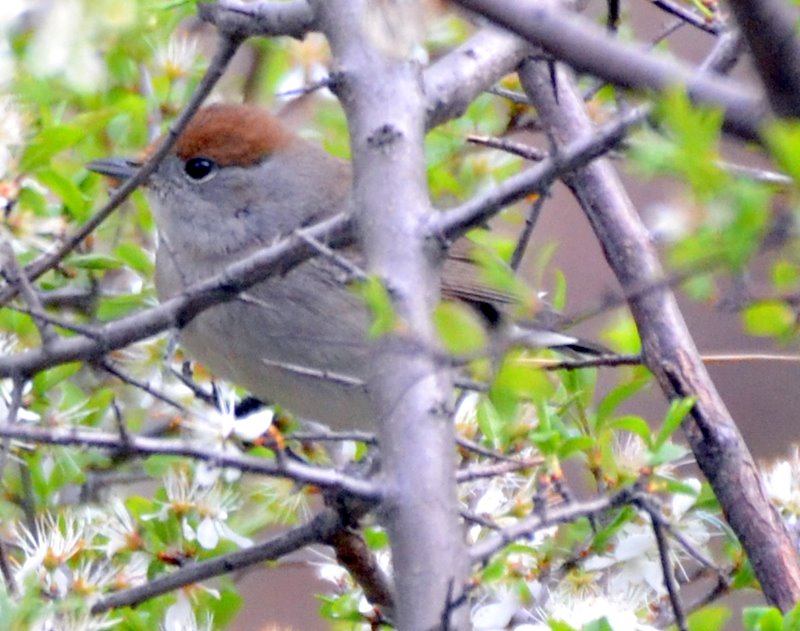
[86,157,142,184]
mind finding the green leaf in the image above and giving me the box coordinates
[480,557,507,583]
[477,397,506,445]
[97,292,150,321]
[647,441,689,467]
[782,601,800,631]
[763,120,800,184]
[115,242,154,276]
[142,455,186,477]
[17,184,49,216]
[34,168,89,219]
[68,253,122,271]
[355,276,397,339]
[592,505,636,551]
[363,527,389,550]
[20,124,85,172]
[597,375,650,420]
[584,618,614,631]
[687,607,730,631]
[547,620,578,631]
[742,607,783,631]
[772,261,800,292]
[655,397,696,448]
[32,362,81,395]
[551,269,567,311]
[601,314,642,355]
[490,353,554,421]
[742,301,796,337]
[660,477,703,498]
[434,301,487,355]
[558,435,594,458]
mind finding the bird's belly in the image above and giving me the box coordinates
[175,268,374,430]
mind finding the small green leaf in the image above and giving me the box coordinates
[764,120,800,184]
[355,276,397,339]
[781,601,800,631]
[687,607,730,631]
[477,398,505,445]
[35,168,89,219]
[20,124,85,172]
[597,374,649,424]
[592,505,636,551]
[480,558,507,583]
[115,243,154,276]
[32,362,81,395]
[97,293,150,321]
[363,527,389,550]
[647,441,689,467]
[68,253,122,271]
[772,261,800,292]
[742,606,783,631]
[584,618,614,631]
[655,396,696,448]
[142,455,186,477]
[558,435,594,458]
[742,301,796,337]
[434,301,487,355]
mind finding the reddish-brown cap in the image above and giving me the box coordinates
[165,103,295,167]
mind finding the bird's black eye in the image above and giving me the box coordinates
[183,157,217,181]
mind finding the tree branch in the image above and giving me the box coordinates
[0,423,379,499]
[453,0,767,140]
[424,27,531,129]
[197,0,316,39]
[430,104,649,240]
[519,60,800,611]
[316,1,469,628]
[0,214,351,380]
[92,505,369,613]
[725,0,800,119]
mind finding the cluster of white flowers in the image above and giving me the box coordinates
[7,459,253,628]
[461,432,717,631]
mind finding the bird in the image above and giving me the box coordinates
[87,103,604,430]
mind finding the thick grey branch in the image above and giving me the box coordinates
[198,0,316,39]
[520,61,800,611]
[424,27,531,129]
[316,0,469,628]
[726,0,800,118]
[453,0,767,139]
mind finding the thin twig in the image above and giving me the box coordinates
[510,193,546,271]
[99,359,188,413]
[487,85,530,105]
[651,0,722,34]
[470,488,634,564]
[466,135,547,161]
[457,457,543,484]
[0,423,380,499]
[641,497,688,631]
[0,238,56,346]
